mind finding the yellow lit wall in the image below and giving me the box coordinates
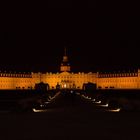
[0,70,140,90]
[97,77,138,89]
[97,72,139,89]
[0,74,33,90]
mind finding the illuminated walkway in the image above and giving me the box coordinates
[32,90,121,113]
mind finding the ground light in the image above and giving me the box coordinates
[32,108,48,112]
[93,100,102,104]
[96,103,109,107]
[107,108,121,112]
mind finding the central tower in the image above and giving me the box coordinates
[60,48,71,72]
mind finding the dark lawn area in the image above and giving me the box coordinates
[0,90,56,111]
[0,90,140,140]
[0,108,140,140]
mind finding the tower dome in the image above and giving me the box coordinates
[60,48,71,72]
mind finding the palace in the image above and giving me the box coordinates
[0,49,140,90]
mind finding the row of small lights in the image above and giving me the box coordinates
[80,94,121,112]
[33,91,61,113]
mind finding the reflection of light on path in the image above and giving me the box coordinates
[97,103,109,107]
[32,108,47,112]
[44,101,49,104]
[92,99,102,104]
[107,108,121,112]
[93,100,101,104]
[47,91,60,102]
[40,104,45,107]
[81,95,91,100]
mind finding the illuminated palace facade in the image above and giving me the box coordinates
[0,49,140,90]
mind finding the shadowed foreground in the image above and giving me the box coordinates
[0,91,140,140]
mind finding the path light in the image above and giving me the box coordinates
[93,100,101,104]
[108,108,121,112]
[97,103,109,107]
[44,102,49,104]
[32,108,47,112]
[40,104,44,107]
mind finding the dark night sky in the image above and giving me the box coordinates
[0,8,140,73]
